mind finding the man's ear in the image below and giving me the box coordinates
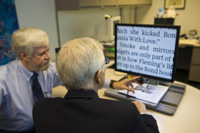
[95,69,102,84]
[20,52,29,62]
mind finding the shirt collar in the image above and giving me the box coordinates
[17,60,39,82]
[64,89,99,99]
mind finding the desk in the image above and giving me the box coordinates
[52,81,200,133]
[146,81,200,133]
[179,39,200,47]
[178,39,200,82]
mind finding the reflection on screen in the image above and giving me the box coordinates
[115,24,180,82]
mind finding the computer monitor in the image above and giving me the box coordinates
[94,16,121,42]
[115,24,180,82]
[154,18,174,25]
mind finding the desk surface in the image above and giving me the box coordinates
[179,39,200,47]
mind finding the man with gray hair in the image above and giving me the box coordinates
[33,37,159,133]
[0,27,142,132]
[0,27,63,132]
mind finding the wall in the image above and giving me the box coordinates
[14,0,131,60]
[15,0,58,61]
[136,0,200,35]
[57,7,136,46]
[58,7,120,45]
[14,0,200,60]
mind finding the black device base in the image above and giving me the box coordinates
[104,82,186,116]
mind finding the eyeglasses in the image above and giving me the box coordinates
[105,57,109,64]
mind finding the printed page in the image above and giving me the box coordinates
[119,83,169,104]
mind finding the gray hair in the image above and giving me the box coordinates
[56,37,105,90]
[12,27,49,59]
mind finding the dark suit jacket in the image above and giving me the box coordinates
[33,89,159,133]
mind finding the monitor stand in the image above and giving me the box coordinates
[105,80,186,116]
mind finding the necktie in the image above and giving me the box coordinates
[32,72,44,102]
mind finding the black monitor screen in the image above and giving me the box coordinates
[154,18,174,25]
[115,24,180,82]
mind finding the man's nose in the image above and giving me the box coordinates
[45,52,51,60]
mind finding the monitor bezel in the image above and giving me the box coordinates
[114,23,180,82]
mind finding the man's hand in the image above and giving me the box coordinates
[132,101,147,114]
[112,76,141,93]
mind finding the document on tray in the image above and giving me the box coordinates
[118,83,169,104]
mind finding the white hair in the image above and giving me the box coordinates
[56,37,105,90]
[12,27,49,59]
